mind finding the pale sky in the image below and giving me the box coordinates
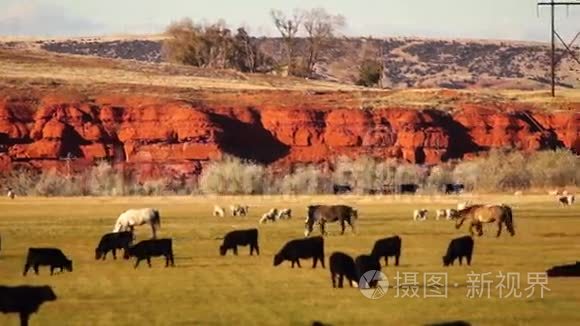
[1,0,579,42]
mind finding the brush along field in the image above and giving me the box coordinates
[0,195,579,326]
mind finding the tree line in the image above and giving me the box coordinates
[162,8,380,85]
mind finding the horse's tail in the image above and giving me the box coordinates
[152,209,161,229]
[504,206,515,236]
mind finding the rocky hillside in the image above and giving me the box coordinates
[0,46,578,181]
[1,91,578,181]
[15,36,580,89]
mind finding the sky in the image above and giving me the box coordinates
[0,0,579,42]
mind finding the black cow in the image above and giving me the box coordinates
[333,184,352,194]
[370,235,402,266]
[273,236,325,268]
[329,252,358,288]
[23,248,73,276]
[547,261,580,277]
[355,255,381,288]
[219,229,259,256]
[125,238,175,268]
[444,183,465,194]
[0,285,57,326]
[443,236,474,266]
[95,231,133,260]
[399,184,419,194]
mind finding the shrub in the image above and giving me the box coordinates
[356,59,383,87]
[280,165,331,194]
[198,155,265,195]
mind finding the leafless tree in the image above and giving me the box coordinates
[302,8,345,76]
[270,9,303,75]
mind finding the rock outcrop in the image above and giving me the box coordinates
[0,94,578,180]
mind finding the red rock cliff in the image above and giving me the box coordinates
[0,94,578,179]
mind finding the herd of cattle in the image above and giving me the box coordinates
[0,193,578,325]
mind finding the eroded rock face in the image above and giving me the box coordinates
[0,94,578,180]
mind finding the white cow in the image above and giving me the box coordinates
[213,205,225,217]
[230,204,249,217]
[413,209,428,221]
[445,208,459,220]
[457,201,472,210]
[259,208,278,224]
[276,208,292,220]
[558,195,575,206]
[113,208,161,238]
[7,189,15,199]
[435,209,447,220]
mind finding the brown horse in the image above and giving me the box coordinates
[454,204,515,237]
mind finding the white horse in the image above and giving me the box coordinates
[113,208,161,239]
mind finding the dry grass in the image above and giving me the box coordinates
[0,195,579,325]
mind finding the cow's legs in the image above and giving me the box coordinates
[134,258,141,269]
[331,272,337,288]
[395,255,400,266]
[458,257,463,265]
[296,259,302,268]
[255,244,260,256]
[340,219,346,235]
[313,257,318,268]
[496,221,503,237]
[19,312,30,326]
[147,257,152,268]
[320,255,325,268]
[477,224,484,236]
[468,223,475,236]
[151,224,157,239]
[249,245,254,256]
[233,246,238,256]
[291,260,295,268]
[112,249,117,260]
[50,266,55,275]
[33,264,39,275]
[467,254,472,266]
[338,275,344,288]
[23,264,30,276]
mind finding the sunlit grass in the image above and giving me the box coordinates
[0,195,579,325]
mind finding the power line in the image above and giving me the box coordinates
[537,1,580,97]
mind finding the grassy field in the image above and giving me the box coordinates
[0,195,579,326]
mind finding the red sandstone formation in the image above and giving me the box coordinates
[0,94,578,180]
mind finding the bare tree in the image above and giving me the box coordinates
[302,8,345,76]
[270,9,303,75]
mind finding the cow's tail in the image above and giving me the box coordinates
[504,206,515,236]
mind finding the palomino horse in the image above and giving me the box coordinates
[304,205,358,236]
[113,208,161,239]
[454,204,515,237]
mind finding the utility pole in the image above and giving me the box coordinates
[537,1,580,97]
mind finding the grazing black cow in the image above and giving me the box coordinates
[0,285,57,326]
[425,321,471,326]
[219,229,259,256]
[273,236,325,268]
[355,255,381,288]
[399,184,419,194]
[125,238,175,268]
[329,252,358,288]
[443,236,474,266]
[444,183,465,194]
[95,231,133,260]
[547,261,580,277]
[370,235,402,266]
[333,184,352,194]
[23,248,73,276]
